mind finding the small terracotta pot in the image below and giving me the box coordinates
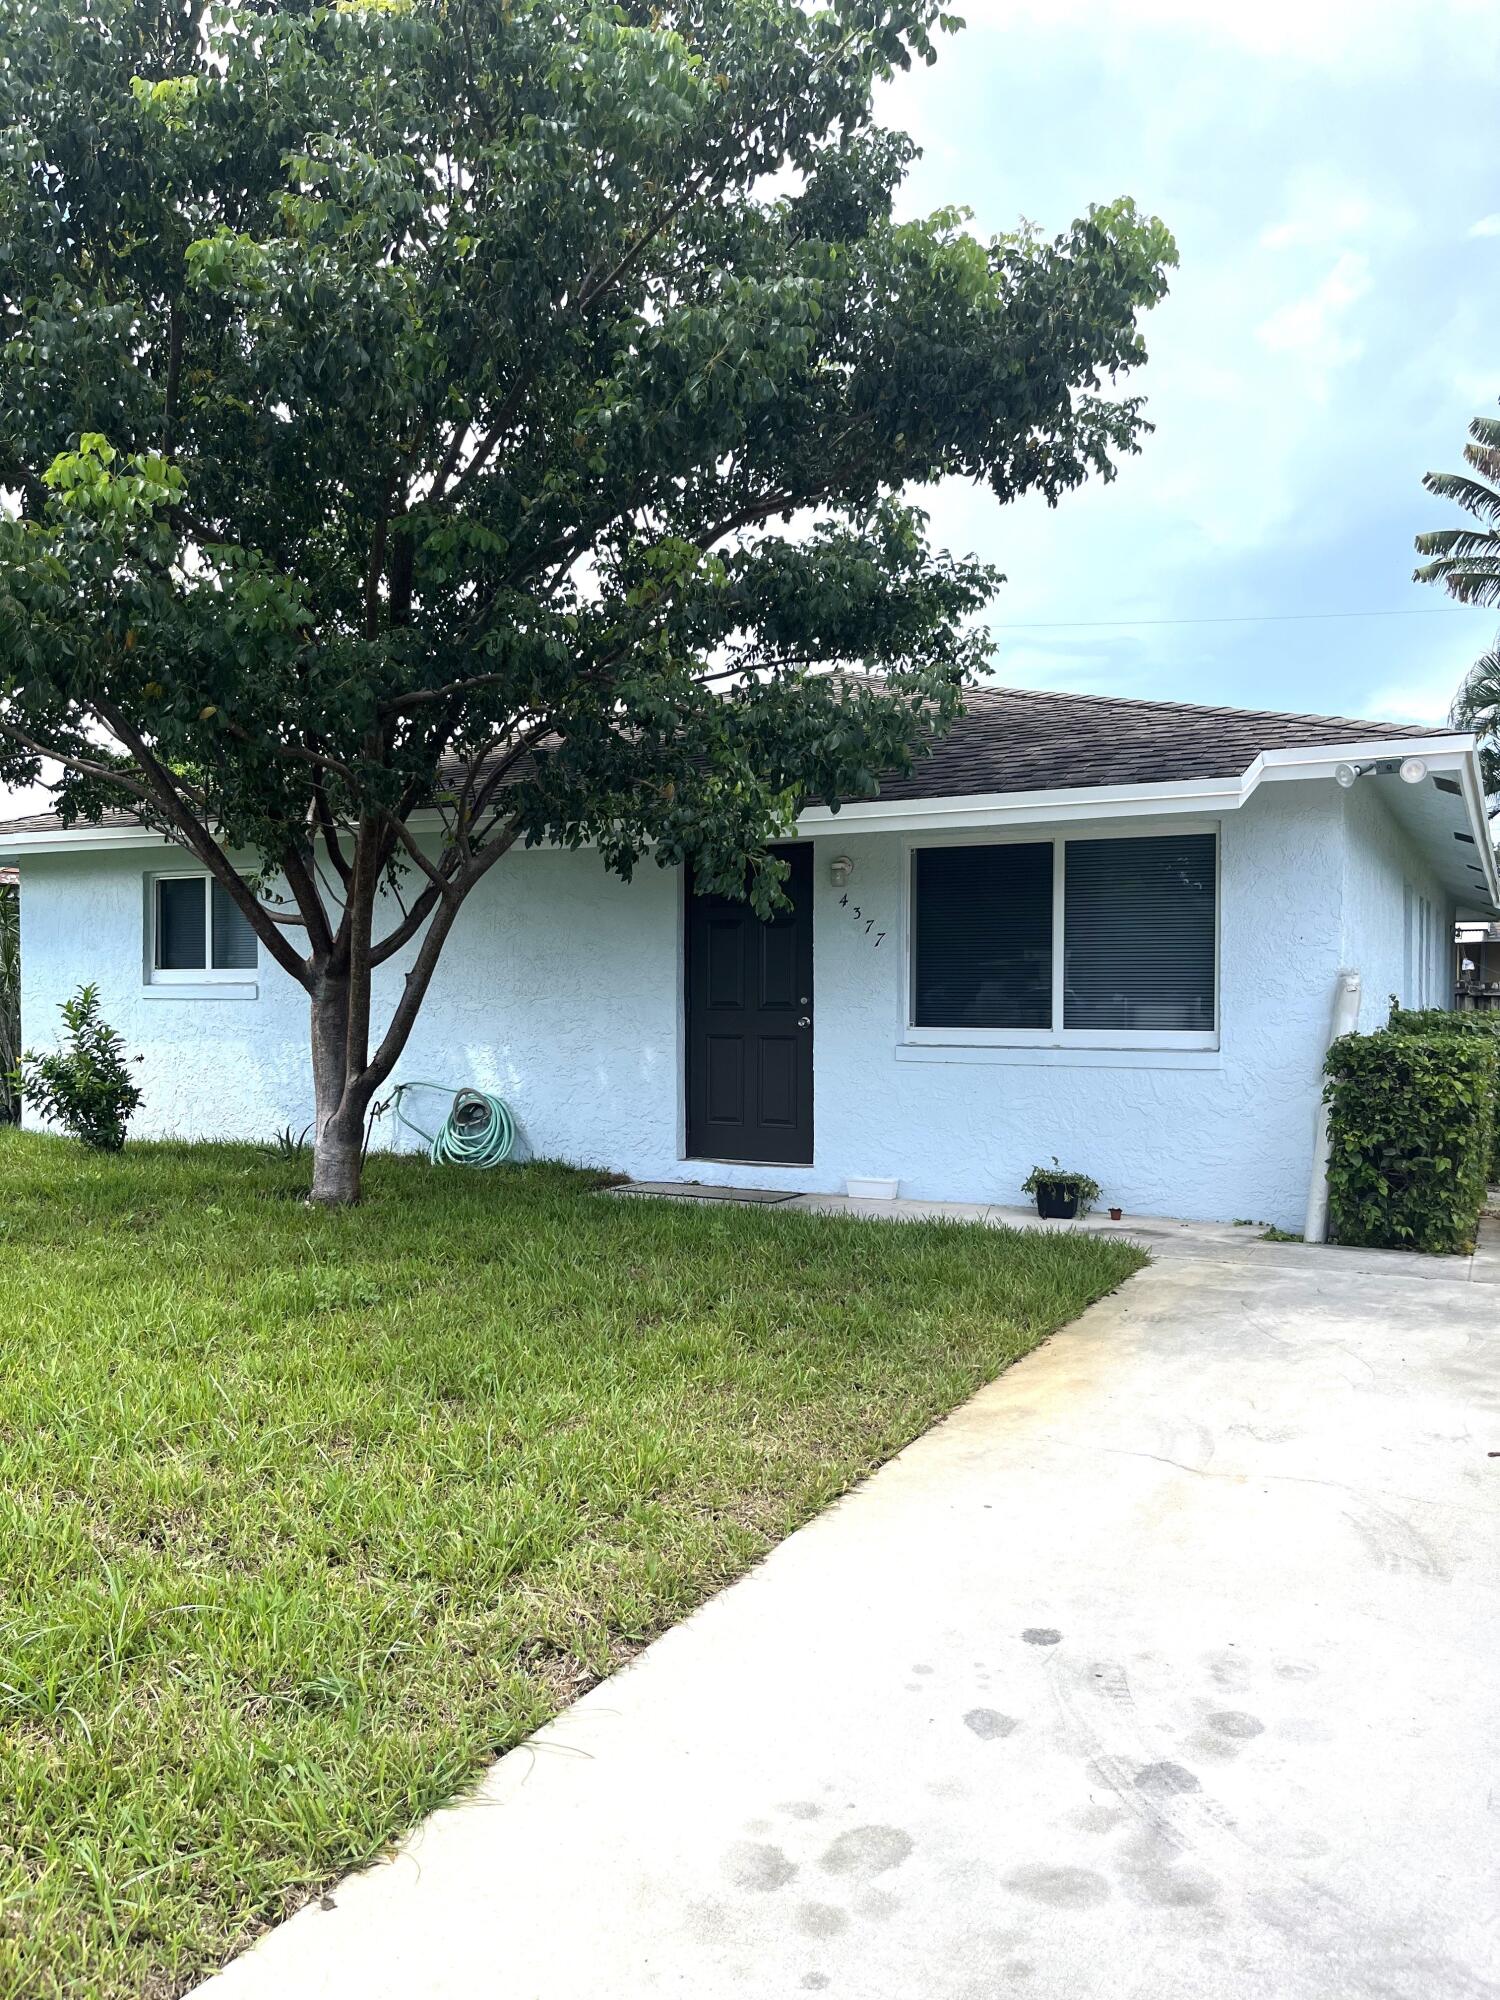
[1108,1206,1123,1222]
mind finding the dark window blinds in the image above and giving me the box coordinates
[1063,834,1215,1032]
[912,842,1053,1029]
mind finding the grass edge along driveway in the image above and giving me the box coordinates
[0,1136,1144,1999]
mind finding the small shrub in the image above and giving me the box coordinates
[1021,1159,1102,1216]
[1388,1003,1500,1183]
[13,984,143,1152]
[1324,1029,1496,1254]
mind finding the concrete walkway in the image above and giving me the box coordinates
[197,1232,1500,2000]
[618,1181,1500,1284]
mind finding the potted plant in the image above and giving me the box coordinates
[1022,1158,1101,1221]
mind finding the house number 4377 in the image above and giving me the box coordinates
[840,892,885,948]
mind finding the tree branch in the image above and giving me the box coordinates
[359,818,521,1094]
[91,699,313,989]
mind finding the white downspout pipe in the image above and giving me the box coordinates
[1303,968,1362,1244]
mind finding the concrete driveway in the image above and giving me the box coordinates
[198,1233,1500,2000]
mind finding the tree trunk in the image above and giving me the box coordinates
[310,1106,366,1205]
[308,968,367,1206]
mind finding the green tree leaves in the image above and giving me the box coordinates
[0,0,1175,1196]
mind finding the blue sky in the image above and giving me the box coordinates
[881,0,1500,724]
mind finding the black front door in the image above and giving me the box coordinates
[685,845,813,1165]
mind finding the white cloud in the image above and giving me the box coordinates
[876,0,1500,719]
[1470,214,1500,238]
[1363,672,1462,725]
[1258,178,1414,253]
[1256,251,1372,362]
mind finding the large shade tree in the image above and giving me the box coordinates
[0,0,1175,1201]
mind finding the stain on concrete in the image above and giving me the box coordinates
[1004,1863,1111,1908]
[1342,1500,1448,1579]
[1206,1650,1250,1690]
[1074,1803,1127,1834]
[1119,1857,1218,1908]
[1113,1827,1218,1909]
[1090,1659,1133,1706]
[819,1825,915,1880]
[1005,1961,1037,1982]
[1133,1761,1201,1797]
[1021,1628,1062,1646]
[1280,1829,1333,1860]
[782,1801,823,1821]
[796,1903,848,1938]
[912,1663,935,1675]
[723,1841,797,1891]
[801,1976,831,1992]
[1275,1660,1320,1682]
[926,1777,968,1800]
[1208,1710,1264,1740]
[855,1888,900,1920]
[1184,1730,1237,1764]
[964,1708,1020,1741]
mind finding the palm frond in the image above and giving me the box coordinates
[1413,527,1500,559]
[1464,442,1500,486]
[1451,643,1500,727]
[1420,469,1500,522]
[1470,416,1500,450]
[1411,555,1500,606]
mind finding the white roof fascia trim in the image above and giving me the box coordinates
[1254,734,1473,779]
[0,824,187,858]
[0,734,1486,875]
[794,771,1250,836]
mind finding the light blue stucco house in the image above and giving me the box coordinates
[2,686,1494,1230]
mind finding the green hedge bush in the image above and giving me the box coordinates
[1324,1029,1497,1254]
[1388,1003,1500,1181]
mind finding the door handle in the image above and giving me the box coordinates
[798,1015,812,1028]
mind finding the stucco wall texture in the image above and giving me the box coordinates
[17,778,1454,1231]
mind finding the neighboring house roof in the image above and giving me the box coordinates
[0,684,1491,908]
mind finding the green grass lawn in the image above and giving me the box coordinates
[0,1133,1143,1999]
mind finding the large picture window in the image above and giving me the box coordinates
[150,874,258,979]
[909,829,1217,1048]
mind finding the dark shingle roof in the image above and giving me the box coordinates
[0,686,1458,841]
[873,683,1455,801]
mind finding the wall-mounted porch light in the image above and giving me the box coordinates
[1334,760,1375,789]
[828,854,855,889]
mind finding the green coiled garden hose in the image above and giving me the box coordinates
[388,1080,516,1169]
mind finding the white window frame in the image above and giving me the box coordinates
[900,819,1221,1052]
[146,871,258,985]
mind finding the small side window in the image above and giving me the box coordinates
[150,875,257,979]
[155,877,207,970]
[210,883,257,970]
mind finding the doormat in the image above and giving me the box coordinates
[611,1181,799,1205]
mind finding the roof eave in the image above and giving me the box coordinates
[796,731,1499,913]
[4,733,1494,913]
